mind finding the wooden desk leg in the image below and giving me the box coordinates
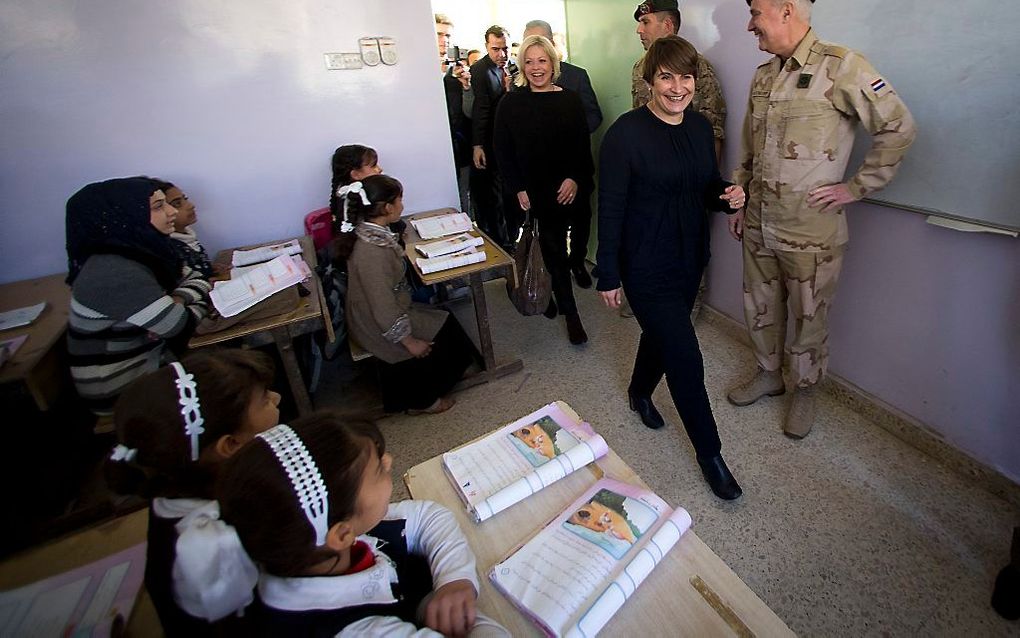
[25,345,67,412]
[468,272,496,371]
[271,327,314,416]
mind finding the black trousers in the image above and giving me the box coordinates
[568,188,592,269]
[626,277,721,459]
[469,164,508,248]
[534,206,577,317]
[379,316,475,412]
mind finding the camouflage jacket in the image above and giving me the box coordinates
[632,52,726,141]
[733,29,916,251]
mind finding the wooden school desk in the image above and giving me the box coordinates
[404,451,795,637]
[0,509,159,636]
[0,273,71,411]
[189,236,332,416]
[403,210,523,385]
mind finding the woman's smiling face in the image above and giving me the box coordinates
[523,44,554,91]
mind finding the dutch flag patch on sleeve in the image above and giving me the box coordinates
[870,78,887,93]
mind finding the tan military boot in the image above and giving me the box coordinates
[727,368,785,406]
[784,386,818,439]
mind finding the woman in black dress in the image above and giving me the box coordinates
[494,34,594,345]
[596,36,746,500]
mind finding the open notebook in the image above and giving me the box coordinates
[210,253,310,317]
[442,402,609,523]
[490,478,693,637]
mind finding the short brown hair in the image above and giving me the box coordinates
[658,10,681,33]
[642,35,698,84]
[484,25,508,43]
[434,13,453,27]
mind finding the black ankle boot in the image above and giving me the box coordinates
[992,527,1020,619]
[565,313,588,344]
[572,265,592,289]
[697,455,743,500]
[543,298,558,319]
[627,388,664,429]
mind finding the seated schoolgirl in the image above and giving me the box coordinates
[156,179,215,278]
[330,144,383,232]
[218,414,509,637]
[65,177,211,414]
[333,175,475,415]
[106,348,281,636]
[330,144,407,243]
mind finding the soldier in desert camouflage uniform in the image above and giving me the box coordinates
[628,0,727,320]
[727,0,915,439]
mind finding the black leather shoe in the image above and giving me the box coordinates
[697,455,743,500]
[992,527,1020,619]
[572,265,593,289]
[543,298,558,319]
[565,313,588,345]
[628,389,665,429]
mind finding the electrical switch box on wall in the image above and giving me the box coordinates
[359,37,381,66]
[324,52,363,70]
[378,37,398,65]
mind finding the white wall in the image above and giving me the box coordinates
[431,0,567,56]
[0,0,459,284]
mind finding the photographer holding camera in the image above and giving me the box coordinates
[436,14,473,215]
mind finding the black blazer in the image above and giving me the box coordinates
[556,62,603,134]
[469,55,507,152]
[443,71,471,168]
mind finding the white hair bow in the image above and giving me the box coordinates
[110,444,138,462]
[336,181,372,233]
[173,500,258,621]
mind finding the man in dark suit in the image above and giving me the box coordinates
[521,20,603,288]
[469,25,512,249]
[436,14,472,214]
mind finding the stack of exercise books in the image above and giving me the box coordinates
[409,212,473,240]
[230,239,303,267]
[210,253,311,317]
[442,402,693,637]
[414,232,486,274]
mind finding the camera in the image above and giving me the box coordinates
[445,45,466,68]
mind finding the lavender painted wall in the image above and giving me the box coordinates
[0,0,459,284]
[706,203,1020,483]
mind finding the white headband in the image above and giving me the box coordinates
[258,424,330,546]
[336,181,371,233]
[170,361,205,462]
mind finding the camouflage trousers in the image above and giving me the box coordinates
[741,235,844,388]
